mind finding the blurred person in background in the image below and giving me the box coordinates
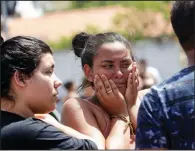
[138,58,162,89]
[61,32,149,149]
[63,80,78,103]
[136,1,195,149]
[0,35,99,150]
[139,58,162,84]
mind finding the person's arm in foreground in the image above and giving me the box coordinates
[35,114,99,149]
[135,89,168,149]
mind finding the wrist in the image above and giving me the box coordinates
[117,111,129,118]
[110,115,130,127]
[110,114,134,135]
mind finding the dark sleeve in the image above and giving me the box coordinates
[135,89,169,149]
[34,121,98,150]
[1,118,97,150]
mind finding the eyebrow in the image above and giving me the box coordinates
[120,59,131,63]
[101,60,113,63]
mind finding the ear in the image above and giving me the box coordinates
[13,71,27,88]
[83,64,93,82]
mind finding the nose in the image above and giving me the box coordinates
[113,67,123,79]
[54,80,62,89]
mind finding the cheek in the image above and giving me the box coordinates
[123,68,131,79]
[93,69,113,80]
[33,75,53,91]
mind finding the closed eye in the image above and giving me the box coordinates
[121,63,130,68]
[46,70,53,75]
[102,64,113,69]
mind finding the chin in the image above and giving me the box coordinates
[50,104,56,112]
[43,104,56,114]
[118,87,126,96]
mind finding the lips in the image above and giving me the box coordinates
[115,83,126,88]
[53,92,59,102]
[53,96,58,102]
[53,92,59,96]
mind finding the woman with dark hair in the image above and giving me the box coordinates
[63,80,78,103]
[61,32,149,149]
[0,35,98,150]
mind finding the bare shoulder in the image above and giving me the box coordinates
[61,97,105,146]
[61,97,99,125]
[62,97,90,116]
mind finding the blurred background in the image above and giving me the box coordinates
[1,1,188,113]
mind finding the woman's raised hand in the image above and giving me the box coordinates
[94,74,128,116]
[125,62,139,108]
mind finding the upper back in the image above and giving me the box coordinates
[152,65,194,148]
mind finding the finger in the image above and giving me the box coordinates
[135,68,139,87]
[133,66,139,93]
[128,62,134,71]
[135,79,139,89]
[94,75,105,100]
[127,72,133,91]
[132,65,136,86]
[109,79,119,95]
[132,62,137,69]
[101,74,112,95]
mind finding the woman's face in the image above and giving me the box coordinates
[86,41,133,96]
[24,53,61,114]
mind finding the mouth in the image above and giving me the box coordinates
[53,93,59,101]
[115,83,126,88]
[53,92,59,96]
[53,96,58,102]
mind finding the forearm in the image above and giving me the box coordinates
[128,89,150,129]
[128,104,139,129]
[54,122,100,148]
[106,116,131,149]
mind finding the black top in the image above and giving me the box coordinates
[0,111,97,150]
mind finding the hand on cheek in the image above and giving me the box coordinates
[93,74,127,116]
[125,63,139,107]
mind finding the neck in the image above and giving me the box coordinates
[1,98,34,118]
[186,50,195,67]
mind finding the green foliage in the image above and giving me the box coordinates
[85,24,101,34]
[48,1,173,51]
[47,36,73,51]
[70,1,110,9]
[47,24,101,51]
[69,1,170,20]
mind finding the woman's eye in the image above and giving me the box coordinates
[102,64,113,69]
[122,64,130,68]
[46,71,53,75]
